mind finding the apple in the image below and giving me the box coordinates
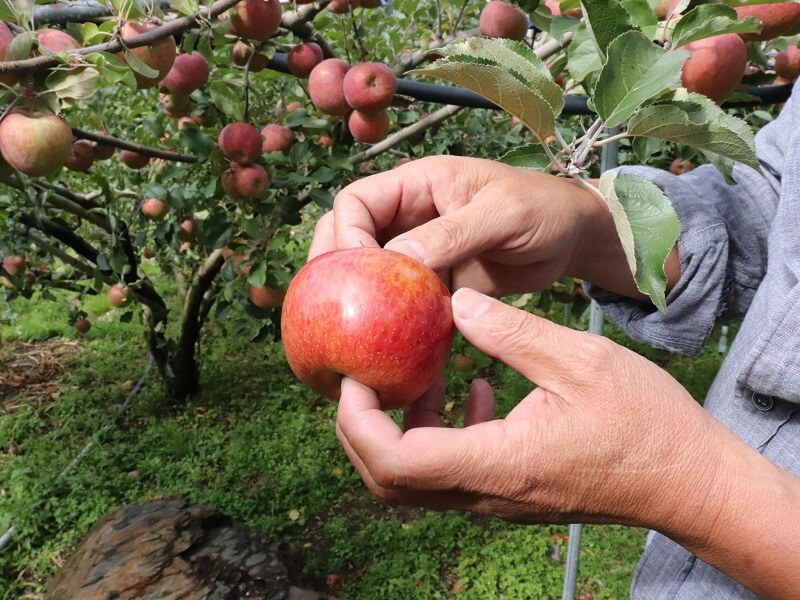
[232,41,269,71]
[0,22,18,87]
[92,132,115,160]
[0,111,73,177]
[119,149,150,169]
[160,52,209,96]
[37,28,81,53]
[544,1,582,18]
[479,1,530,41]
[342,61,397,112]
[287,42,324,78]
[74,318,91,333]
[65,140,95,172]
[261,123,294,154]
[281,248,455,409]
[2,255,25,276]
[160,92,194,117]
[218,121,263,164]
[119,21,177,89]
[274,99,303,117]
[670,158,694,175]
[679,33,747,104]
[222,162,270,199]
[229,0,283,42]
[348,109,390,144]
[109,284,131,308]
[247,284,286,309]
[327,0,355,13]
[177,218,197,243]
[453,354,474,372]
[142,247,156,259]
[775,45,800,81]
[308,58,351,116]
[317,134,333,148]
[141,197,168,219]
[736,2,800,41]
[654,0,681,19]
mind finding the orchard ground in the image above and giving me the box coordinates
[0,271,731,599]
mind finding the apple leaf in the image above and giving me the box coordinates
[123,49,159,79]
[593,31,689,128]
[45,67,100,100]
[670,5,760,48]
[619,0,658,29]
[209,80,244,121]
[626,91,759,170]
[598,171,680,313]
[578,0,636,58]
[567,23,603,83]
[413,38,563,141]
[498,144,552,170]
[0,0,15,23]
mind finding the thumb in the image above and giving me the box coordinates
[451,288,609,391]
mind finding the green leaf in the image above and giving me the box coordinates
[671,5,760,48]
[209,80,243,121]
[123,49,158,79]
[593,31,689,127]
[44,67,100,100]
[0,0,15,23]
[626,91,758,170]
[620,0,658,29]
[498,144,552,170]
[579,0,637,58]
[169,0,197,16]
[598,171,680,312]
[567,23,603,83]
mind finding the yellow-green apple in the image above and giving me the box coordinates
[775,45,800,81]
[679,33,747,104]
[108,284,131,308]
[348,109,390,143]
[281,248,455,409]
[119,149,150,169]
[160,52,210,95]
[65,140,95,172]
[308,58,351,116]
[119,21,177,88]
[218,121,262,164]
[230,0,282,41]
[287,42,324,78]
[736,2,800,41]
[342,61,396,112]
[479,1,529,40]
[0,111,73,177]
[247,284,286,309]
[261,123,294,154]
[221,162,270,199]
[141,197,168,219]
[2,255,25,276]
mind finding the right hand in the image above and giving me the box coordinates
[309,156,612,297]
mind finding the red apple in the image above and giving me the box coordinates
[0,22,18,87]
[92,132,115,160]
[287,42,324,78]
[232,41,269,71]
[348,109,390,143]
[2,255,25,276]
[141,197,168,219]
[679,33,747,104]
[218,121,263,164]
[160,52,210,95]
[37,28,81,53]
[479,1,530,41]
[108,284,131,308]
[119,149,150,169]
[247,284,286,309]
[120,21,177,89]
[222,162,270,199]
[775,45,800,81]
[308,58,351,116]
[670,158,694,175]
[0,111,73,177]
[261,123,294,154]
[65,140,95,172]
[74,318,91,333]
[736,2,800,41]
[160,92,194,117]
[544,1,582,18]
[342,61,397,112]
[281,248,455,409]
[230,0,283,42]
[177,218,197,243]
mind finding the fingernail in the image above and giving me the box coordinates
[452,288,492,320]
[385,238,426,264]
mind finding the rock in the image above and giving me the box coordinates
[46,496,321,600]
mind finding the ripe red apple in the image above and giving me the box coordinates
[342,62,397,112]
[670,158,694,175]
[281,248,455,409]
[160,52,210,95]
[109,284,131,308]
[654,0,681,19]
[287,42,324,78]
[736,2,800,41]
[177,218,197,243]
[261,123,294,154]
[221,163,270,199]
[37,28,81,53]
[247,284,286,309]
[119,149,150,169]
[327,0,355,13]
[232,41,269,71]
[0,22,18,87]
[775,45,800,81]
[317,134,333,148]
[160,92,194,117]
[2,255,25,276]
[141,197,168,219]
[65,140,95,172]
[0,111,73,177]
[120,21,177,89]
[348,109,390,144]
[218,122,263,164]
[74,318,91,333]
[544,1,582,18]
[92,133,115,160]
[679,33,747,104]
[308,58,351,116]
[230,0,283,41]
[479,1,530,41]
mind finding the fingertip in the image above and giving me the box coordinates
[465,378,495,426]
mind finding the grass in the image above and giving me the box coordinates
[0,286,730,599]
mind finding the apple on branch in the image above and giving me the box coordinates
[0,111,73,177]
[479,1,530,41]
[281,248,455,410]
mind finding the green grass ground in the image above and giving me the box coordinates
[0,289,730,599]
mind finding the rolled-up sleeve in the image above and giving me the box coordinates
[586,88,794,355]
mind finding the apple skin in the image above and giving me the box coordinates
[37,28,81,53]
[342,62,397,112]
[670,158,694,175]
[308,58,351,116]
[65,140,95,172]
[141,197,168,219]
[736,2,800,42]
[160,52,210,96]
[247,284,286,309]
[177,218,197,243]
[108,284,131,308]
[230,0,282,42]
[775,45,800,81]
[119,149,150,169]
[348,109,390,143]
[120,21,177,89]
[0,22,18,87]
[2,255,25,276]
[281,248,455,409]
[287,42,324,78]
[679,33,747,104]
[261,123,294,154]
[479,1,529,41]
[218,121,263,164]
[0,111,73,177]
[221,162,270,199]
[74,318,91,333]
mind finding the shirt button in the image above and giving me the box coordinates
[751,393,774,412]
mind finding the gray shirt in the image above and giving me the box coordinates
[588,81,800,599]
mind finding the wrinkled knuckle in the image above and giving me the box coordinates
[487,311,536,354]
[370,459,400,492]
[577,333,617,369]
[427,217,466,257]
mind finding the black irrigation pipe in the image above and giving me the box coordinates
[267,51,794,114]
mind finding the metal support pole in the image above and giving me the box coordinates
[561,128,620,600]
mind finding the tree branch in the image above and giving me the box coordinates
[280,1,337,59]
[73,128,198,163]
[393,28,479,75]
[23,229,106,280]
